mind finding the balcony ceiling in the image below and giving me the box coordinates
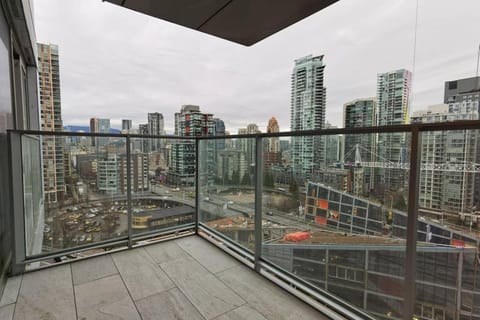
[103,0,339,46]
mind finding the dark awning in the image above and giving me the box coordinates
[103,0,338,46]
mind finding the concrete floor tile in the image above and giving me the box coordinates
[135,288,204,320]
[112,248,174,301]
[71,254,118,285]
[0,276,22,307]
[13,265,76,320]
[75,274,141,320]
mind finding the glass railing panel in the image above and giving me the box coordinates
[198,137,256,251]
[129,137,195,235]
[22,133,129,258]
[417,129,480,320]
[262,132,411,319]
[413,0,480,315]
[21,134,43,258]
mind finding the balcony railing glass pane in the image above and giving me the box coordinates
[198,138,256,252]
[416,129,480,320]
[129,137,195,235]
[22,133,129,258]
[21,134,43,257]
[261,132,411,319]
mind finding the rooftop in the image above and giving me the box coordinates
[0,235,326,320]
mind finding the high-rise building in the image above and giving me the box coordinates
[290,55,326,179]
[265,117,280,167]
[237,123,260,166]
[412,76,480,213]
[376,69,411,190]
[89,117,99,146]
[122,119,132,131]
[217,149,247,185]
[138,123,149,153]
[119,153,149,193]
[212,118,226,177]
[169,105,214,186]
[90,117,110,147]
[147,112,164,152]
[444,76,480,106]
[343,98,377,194]
[97,153,120,194]
[213,118,226,150]
[323,122,341,167]
[38,43,65,203]
[266,117,280,152]
[214,118,225,137]
[343,98,377,160]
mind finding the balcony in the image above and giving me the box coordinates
[0,235,326,320]
[2,121,480,320]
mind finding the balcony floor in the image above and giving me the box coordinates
[0,235,326,320]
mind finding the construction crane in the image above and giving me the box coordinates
[342,144,480,173]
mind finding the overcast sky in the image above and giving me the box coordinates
[34,0,480,133]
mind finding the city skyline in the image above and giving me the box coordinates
[4,1,480,319]
[34,0,480,133]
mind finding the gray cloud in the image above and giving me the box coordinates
[34,0,480,133]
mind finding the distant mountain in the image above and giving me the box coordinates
[64,125,121,134]
[64,125,90,132]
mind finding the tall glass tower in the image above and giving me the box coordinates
[290,55,326,180]
[376,69,411,190]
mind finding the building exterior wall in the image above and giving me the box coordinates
[97,153,120,194]
[38,43,65,204]
[290,55,326,179]
[169,105,214,186]
[89,117,110,148]
[413,77,480,214]
[376,69,411,190]
[122,119,132,131]
[138,123,148,153]
[343,98,377,193]
[265,117,280,168]
[0,0,39,291]
[217,149,247,183]
[147,112,164,152]
[119,153,149,193]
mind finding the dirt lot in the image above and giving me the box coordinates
[221,190,298,212]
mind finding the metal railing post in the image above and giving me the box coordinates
[404,124,421,319]
[455,249,464,320]
[254,135,263,272]
[195,139,200,234]
[126,135,133,248]
[7,132,26,274]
